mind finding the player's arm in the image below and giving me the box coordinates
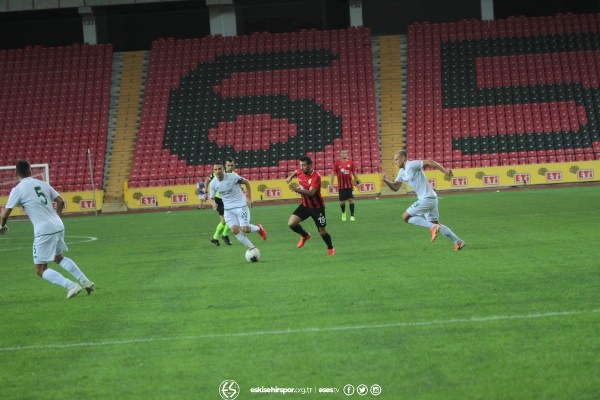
[353,171,360,186]
[208,183,218,209]
[0,207,13,234]
[240,178,253,207]
[54,195,65,217]
[328,171,335,187]
[293,185,317,197]
[382,172,403,192]
[423,160,452,176]
[285,170,297,184]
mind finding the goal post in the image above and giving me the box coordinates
[0,163,50,219]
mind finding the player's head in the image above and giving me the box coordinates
[340,150,348,160]
[299,156,313,175]
[224,157,235,173]
[15,160,31,178]
[393,150,407,168]
[213,161,225,180]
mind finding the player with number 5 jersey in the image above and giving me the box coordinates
[0,160,95,299]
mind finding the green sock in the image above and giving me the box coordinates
[222,224,230,236]
[213,223,225,240]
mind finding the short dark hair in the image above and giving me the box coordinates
[225,157,235,163]
[299,155,313,165]
[15,160,31,178]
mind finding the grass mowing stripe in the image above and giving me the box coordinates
[2,308,597,352]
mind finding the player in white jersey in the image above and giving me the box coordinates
[0,160,95,298]
[382,150,465,251]
[208,161,267,250]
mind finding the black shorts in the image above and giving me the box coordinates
[338,188,354,201]
[293,204,327,228]
[214,197,224,216]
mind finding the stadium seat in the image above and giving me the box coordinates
[406,13,600,168]
[131,28,379,186]
[0,43,112,190]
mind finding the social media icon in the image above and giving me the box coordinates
[357,384,368,396]
[343,384,355,396]
[371,384,382,396]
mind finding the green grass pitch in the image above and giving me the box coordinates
[1,185,599,399]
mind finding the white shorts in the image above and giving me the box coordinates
[33,231,68,264]
[406,197,439,222]
[224,206,251,228]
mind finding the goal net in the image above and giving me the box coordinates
[0,163,49,219]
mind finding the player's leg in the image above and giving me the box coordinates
[227,210,255,249]
[348,190,356,221]
[427,203,464,250]
[238,207,266,239]
[339,191,347,221]
[54,232,95,294]
[211,200,226,246]
[222,219,232,245]
[289,206,311,247]
[403,199,440,241]
[312,208,334,255]
[34,235,81,299]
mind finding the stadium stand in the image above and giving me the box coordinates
[130,27,379,187]
[0,43,112,192]
[407,13,600,169]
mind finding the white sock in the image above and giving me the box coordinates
[440,224,461,243]
[235,232,255,249]
[408,216,435,229]
[248,224,259,233]
[42,268,76,290]
[60,257,89,284]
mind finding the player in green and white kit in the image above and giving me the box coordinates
[382,150,465,251]
[204,158,236,246]
[0,160,95,299]
[209,162,267,250]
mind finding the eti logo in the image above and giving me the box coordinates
[451,177,468,187]
[171,193,188,204]
[264,188,282,198]
[79,199,96,210]
[327,185,339,194]
[140,195,157,206]
[514,173,531,184]
[483,175,499,185]
[577,169,594,179]
[219,380,240,400]
[358,182,375,193]
[545,171,562,182]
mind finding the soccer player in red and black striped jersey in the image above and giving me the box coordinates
[329,150,360,221]
[285,156,335,256]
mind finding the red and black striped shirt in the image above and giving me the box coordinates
[333,159,356,190]
[296,168,325,208]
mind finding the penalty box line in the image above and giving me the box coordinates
[1,308,598,352]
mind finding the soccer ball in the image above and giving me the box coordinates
[245,247,261,263]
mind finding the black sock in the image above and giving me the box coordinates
[290,224,308,237]
[349,203,355,216]
[340,204,346,214]
[321,233,333,249]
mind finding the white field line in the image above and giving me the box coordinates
[1,308,598,353]
[0,236,97,251]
